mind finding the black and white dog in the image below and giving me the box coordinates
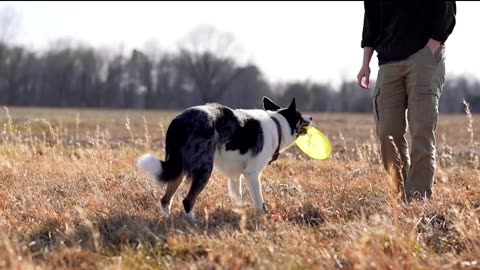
[136,97,312,220]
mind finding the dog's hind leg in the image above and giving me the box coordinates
[228,175,243,206]
[182,167,213,221]
[244,171,268,214]
[160,174,184,215]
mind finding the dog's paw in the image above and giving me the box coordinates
[186,210,195,222]
[253,203,271,215]
[262,203,271,215]
[161,203,171,216]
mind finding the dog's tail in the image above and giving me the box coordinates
[136,152,183,183]
[136,118,185,183]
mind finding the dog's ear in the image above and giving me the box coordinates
[287,97,296,111]
[263,96,281,111]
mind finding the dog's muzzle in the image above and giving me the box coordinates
[297,116,313,136]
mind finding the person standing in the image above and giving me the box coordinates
[357,1,456,201]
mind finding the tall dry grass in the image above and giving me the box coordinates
[0,107,479,269]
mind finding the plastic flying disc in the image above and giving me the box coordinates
[295,126,332,160]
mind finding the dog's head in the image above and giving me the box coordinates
[262,96,312,138]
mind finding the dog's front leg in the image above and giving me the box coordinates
[228,175,243,206]
[244,171,268,214]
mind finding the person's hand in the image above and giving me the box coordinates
[426,38,441,54]
[357,65,371,89]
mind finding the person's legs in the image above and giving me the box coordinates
[405,45,446,200]
[373,62,410,196]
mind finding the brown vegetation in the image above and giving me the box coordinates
[1,106,479,269]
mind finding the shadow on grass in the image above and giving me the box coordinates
[27,214,203,259]
[26,203,327,262]
[286,202,326,227]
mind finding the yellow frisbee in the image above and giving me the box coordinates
[295,126,332,160]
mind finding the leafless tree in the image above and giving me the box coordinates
[176,25,246,103]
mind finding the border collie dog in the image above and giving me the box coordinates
[137,97,312,220]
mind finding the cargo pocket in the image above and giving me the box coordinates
[373,86,381,122]
[411,92,440,128]
[416,86,439,97]
[415,68,443,98]
[415,46,443,97]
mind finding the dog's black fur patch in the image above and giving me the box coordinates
[265,97,306,136]
[221,111,264,155]
[162,103,264,181]
[278,108,300,136]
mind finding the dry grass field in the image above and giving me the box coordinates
[0,106,479,270]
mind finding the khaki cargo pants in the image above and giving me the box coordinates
[373,44,446,201]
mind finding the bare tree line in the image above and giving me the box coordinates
[0,8,478,113]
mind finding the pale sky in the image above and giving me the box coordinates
[1,1,479,88]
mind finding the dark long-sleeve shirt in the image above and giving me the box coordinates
[361,1,456,65]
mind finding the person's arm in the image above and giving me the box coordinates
[360,1,379,49]
[427,1,456,53]
[357,47,374,89]
[358,1,379,89]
